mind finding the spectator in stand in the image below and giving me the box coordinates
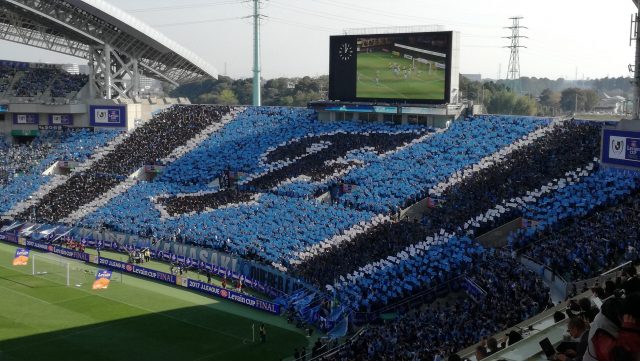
[583,291,640,361]
[610,292,640,361]
[555,317,589,361]
[621,266,640,295]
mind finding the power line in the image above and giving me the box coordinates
[152,16,244,28]
[308,0,505,30]
[127,1,249,13]
[268,0,390,28]
[266,16,338,32]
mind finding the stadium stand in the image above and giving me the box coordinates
[0,66,15,94]
[9,66,87,98]
[0,129,120,214]
[2,104,639,361]
[338,115,551,213]
[513,179,640,282]
[292,120,602,288]
[79,114,550,271]
[327,250,551,361]
[79,107,429,264]
[16,105,231,222]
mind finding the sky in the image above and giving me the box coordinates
[0,0,637,80]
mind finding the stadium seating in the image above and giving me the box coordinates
[9,67,88,98]
[292,120,602,288]
[508,169,640,281]
[328,251,550,361]
[79,113,553,273]
[338,115,551,213]
[3,105,637,361]
[159,106,428,187]
[0,67,15,94]
[333,234,484,310]
[79,106,430,264]
[0,129,120,214]
[82,186,375,266]
[18,105,230,222]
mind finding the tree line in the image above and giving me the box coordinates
[461,76,630,116]
[170,75,327,107]
[170,74,632,117]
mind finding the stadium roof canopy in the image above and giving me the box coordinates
[0,0,218,86]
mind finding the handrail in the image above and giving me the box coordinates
[601,260,632,276]
[307,326,368,361]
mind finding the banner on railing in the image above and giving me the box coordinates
[49,114,73,126]
[97,257,176,284]
[186,279,280,314]
[3,223,310,296]
[602,129,640,170]
[0,235,282,313]
[25,240,91,262]
[89,105,126,127]
[462,277,487,303]
[13,113,39,125]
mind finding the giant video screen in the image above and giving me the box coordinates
[329,31,453,104]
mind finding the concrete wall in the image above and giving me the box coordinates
[0,99,179,137]
[475,218,523,248]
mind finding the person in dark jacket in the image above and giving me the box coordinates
[556,317,588,361]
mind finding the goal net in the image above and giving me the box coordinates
[31,253,106,287]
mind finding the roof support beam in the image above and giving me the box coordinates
[0,0,216,97]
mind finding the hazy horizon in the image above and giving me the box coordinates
[0,0,636,81]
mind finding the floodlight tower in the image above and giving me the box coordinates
[504,17,527,93]
[631,0,640,119]
[253,0,262,106]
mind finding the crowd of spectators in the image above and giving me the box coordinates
[20,105,230,222]
[293,121,602,287]
[50,72,88,98]
[333,234,484,311]
[11,67,87,98]
[78,112,553,279]
[0,135,53,185]
[13,68,57,97]
[338,116,550,213]
[80,107,429,263]
[93,105,230,176]
[0,67,15,94]
[161,130,425,215]
[519,189,640,281]
[0,129,119,214]
[422,121,601,232]
[160,107,427,187]
[84,184,375,266]
[329,252,550,361]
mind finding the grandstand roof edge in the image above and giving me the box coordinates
[68,0,218,80]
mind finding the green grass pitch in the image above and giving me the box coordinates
[0,243,308,361]
[356,51,446,100]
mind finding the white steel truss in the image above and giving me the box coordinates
[0,0,217,99]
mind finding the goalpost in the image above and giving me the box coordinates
[30,253,113,287]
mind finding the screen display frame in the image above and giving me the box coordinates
[329,31,453,105]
